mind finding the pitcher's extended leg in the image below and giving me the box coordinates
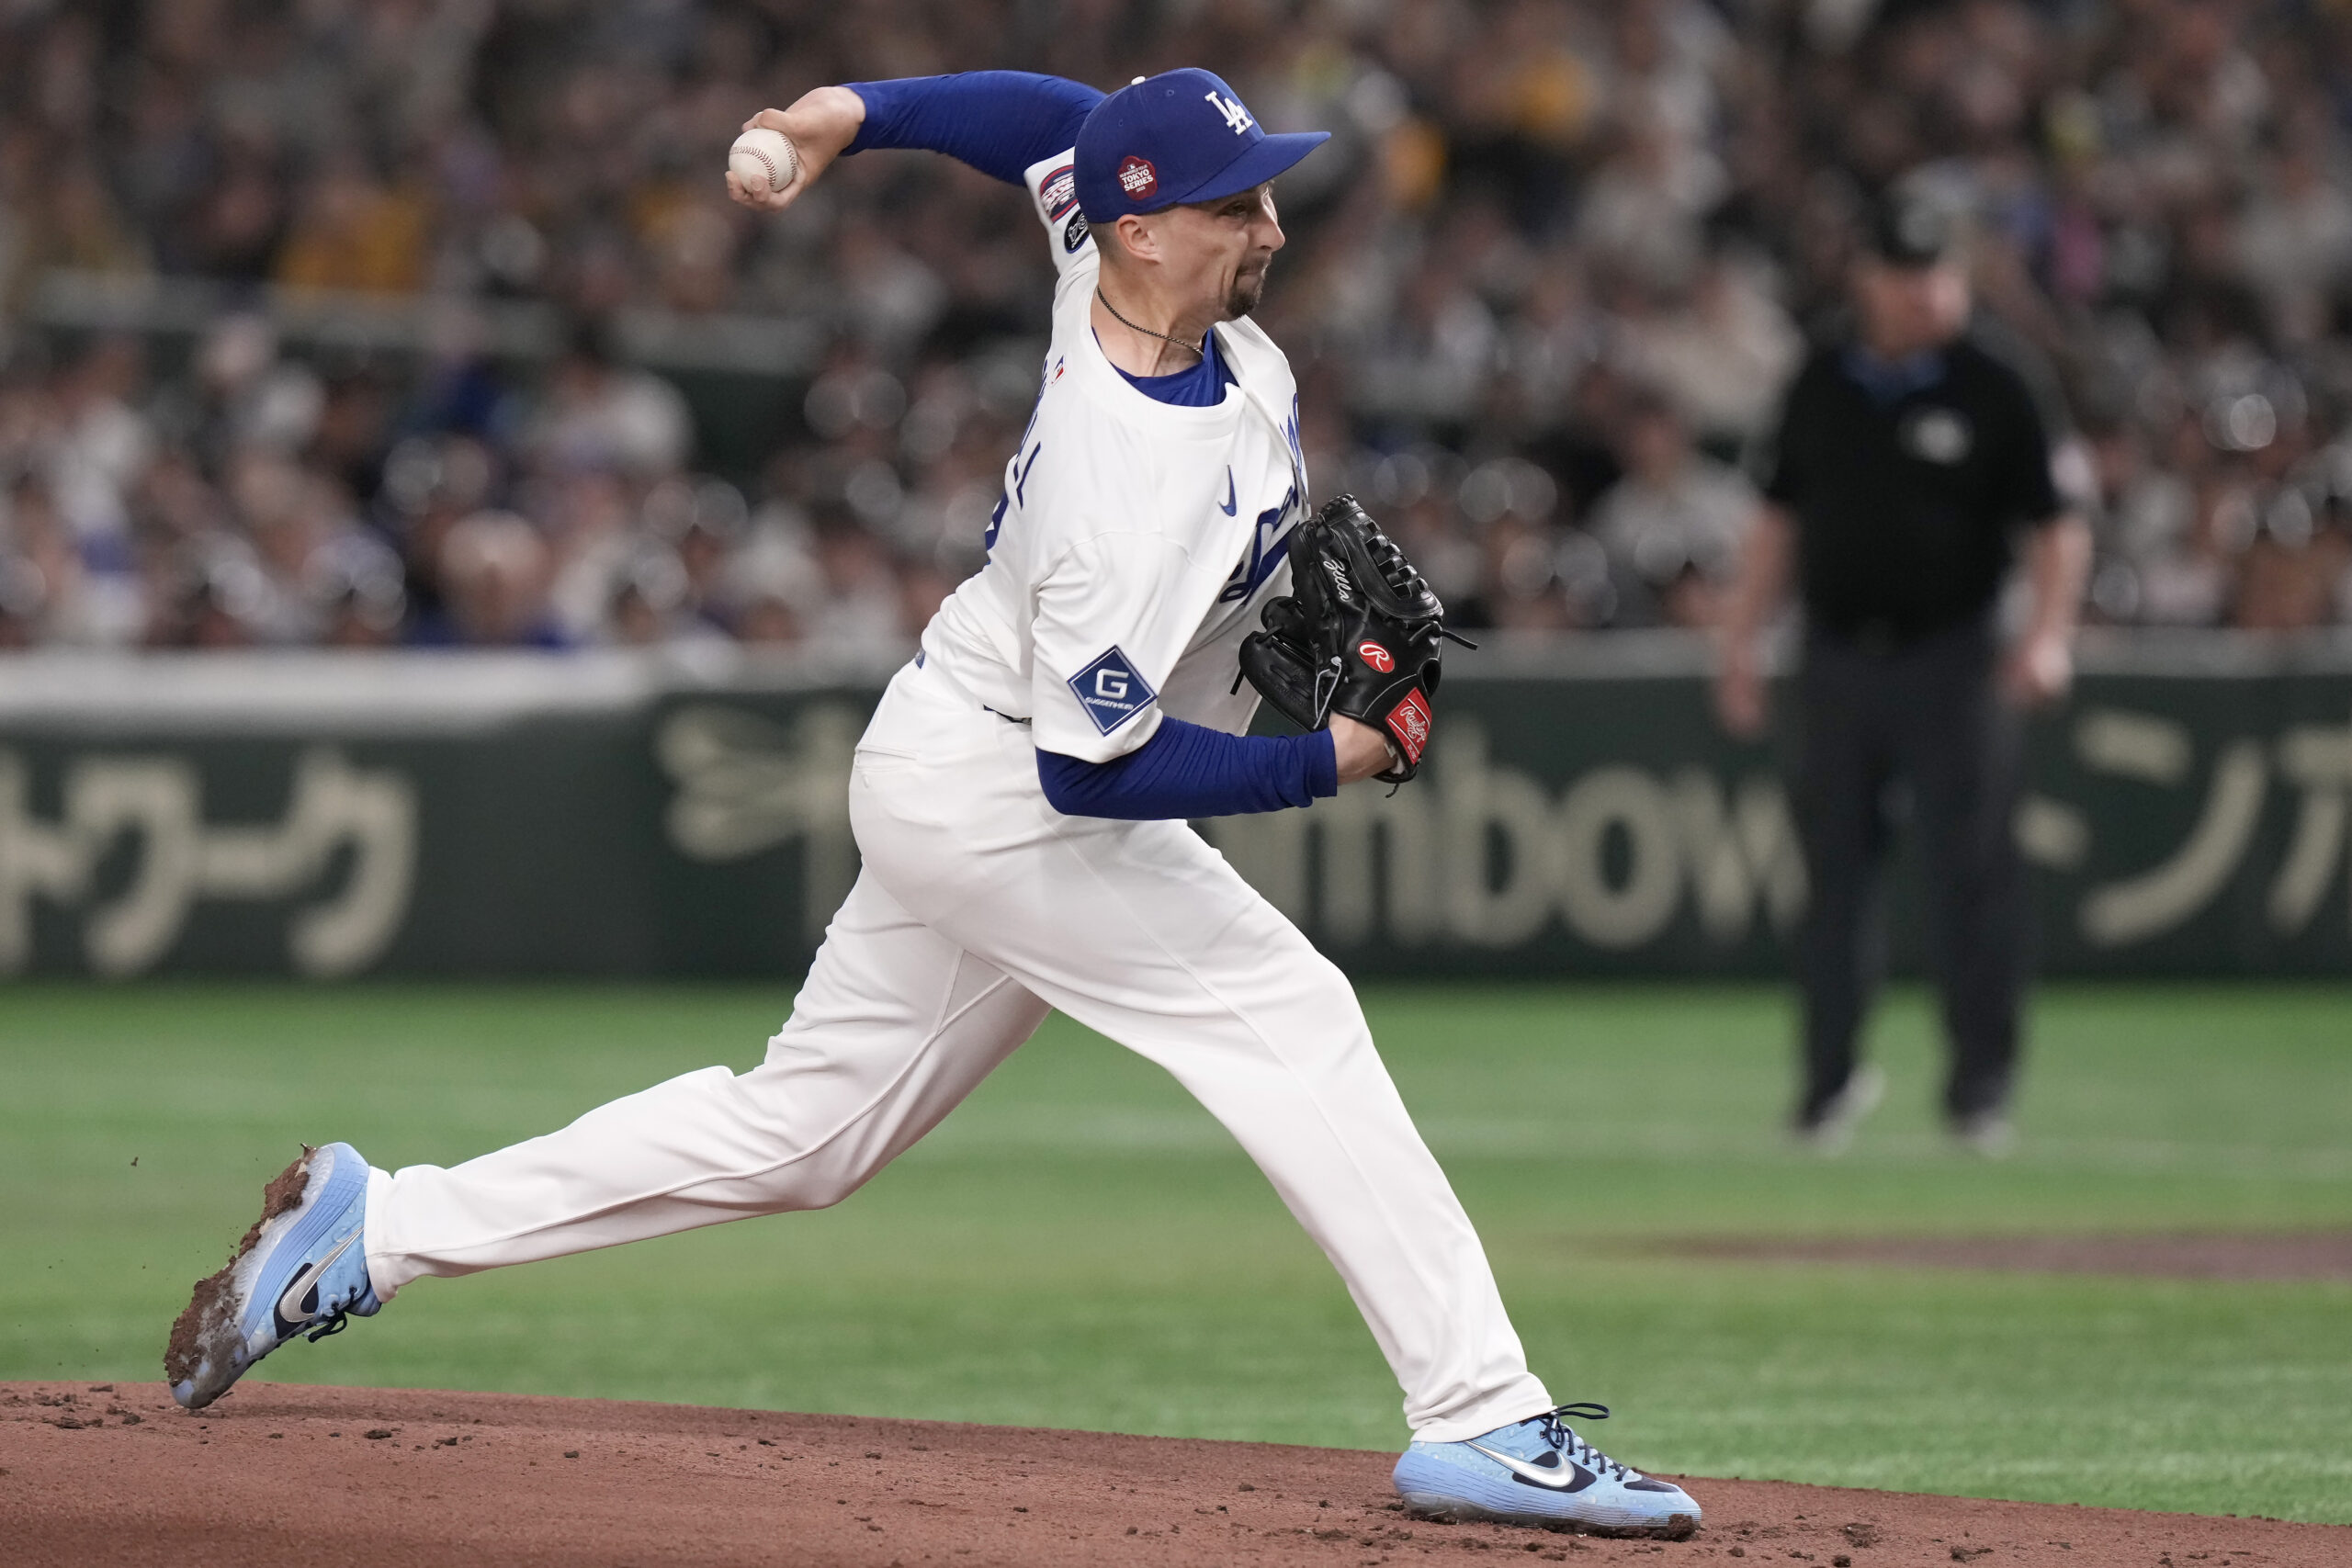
[366,871,1049,1296]
[853,766,1549,1444]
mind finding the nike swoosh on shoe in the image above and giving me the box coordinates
[1463,1440,1597,1493]
[273,1231,359,1337]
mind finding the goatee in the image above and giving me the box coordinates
[1226,267,1267,320]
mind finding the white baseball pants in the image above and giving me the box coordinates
[365,659,1552,1441]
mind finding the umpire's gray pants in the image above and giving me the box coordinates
[1792,616,2027,1121]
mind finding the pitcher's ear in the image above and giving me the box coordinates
[1107,211,1159,267]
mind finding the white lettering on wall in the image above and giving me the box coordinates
[0,748,416,977]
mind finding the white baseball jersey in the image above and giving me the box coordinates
[916,147,1308,764]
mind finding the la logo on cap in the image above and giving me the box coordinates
[1118,155,1158,197]
[1205,91,1253,134]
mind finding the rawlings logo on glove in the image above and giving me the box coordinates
[1232,495,1472,785]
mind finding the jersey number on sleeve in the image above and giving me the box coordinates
[985,440,1046,558]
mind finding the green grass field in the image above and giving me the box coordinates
[4,982,2348,1522]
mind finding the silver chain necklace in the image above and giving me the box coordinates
[1095,289,1204,365]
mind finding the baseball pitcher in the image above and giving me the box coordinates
[164,68,1701,1540]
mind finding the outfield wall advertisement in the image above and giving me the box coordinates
[3,639,2349,980]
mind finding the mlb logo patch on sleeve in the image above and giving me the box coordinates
[1069,646,1156,734]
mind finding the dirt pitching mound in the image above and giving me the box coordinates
[3,1382,2341,1568]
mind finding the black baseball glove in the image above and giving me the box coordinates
[1234,494,1472,785]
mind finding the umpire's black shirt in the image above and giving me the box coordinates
[1761,334,2063,646]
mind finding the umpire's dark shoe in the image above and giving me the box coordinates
[1950,1108,2017,1158]
[1792,1063,1884,1155]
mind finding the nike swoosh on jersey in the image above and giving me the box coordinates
[1219,467,1237,515]
[275,1231,359,1332]
[1462,1440,1598,1493]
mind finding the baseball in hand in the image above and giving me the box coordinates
[729,127,801,197]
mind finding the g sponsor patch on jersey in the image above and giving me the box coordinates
[1069,645,1156,735]
[1063,211,1090,253]
[1038,163,1078,220]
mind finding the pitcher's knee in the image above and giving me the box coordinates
[681,1156,873,1217]
[1272,967,1381,1064]
[791,1167,873,1211]
[697,1075,896,1214]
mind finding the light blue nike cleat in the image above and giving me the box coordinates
[164,1142,381,1410]
[1394,1403,1702,1539]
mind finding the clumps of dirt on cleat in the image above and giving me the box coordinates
[163,1146,316,1395]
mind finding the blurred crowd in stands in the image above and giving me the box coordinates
[3,0,2352,653]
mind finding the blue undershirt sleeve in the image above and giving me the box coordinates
[844,72,1105,186]
[1036,718,1340,820]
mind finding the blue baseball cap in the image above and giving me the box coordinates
[1075,69,1329,225]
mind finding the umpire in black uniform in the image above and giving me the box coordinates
[1714,193,2091,1155]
